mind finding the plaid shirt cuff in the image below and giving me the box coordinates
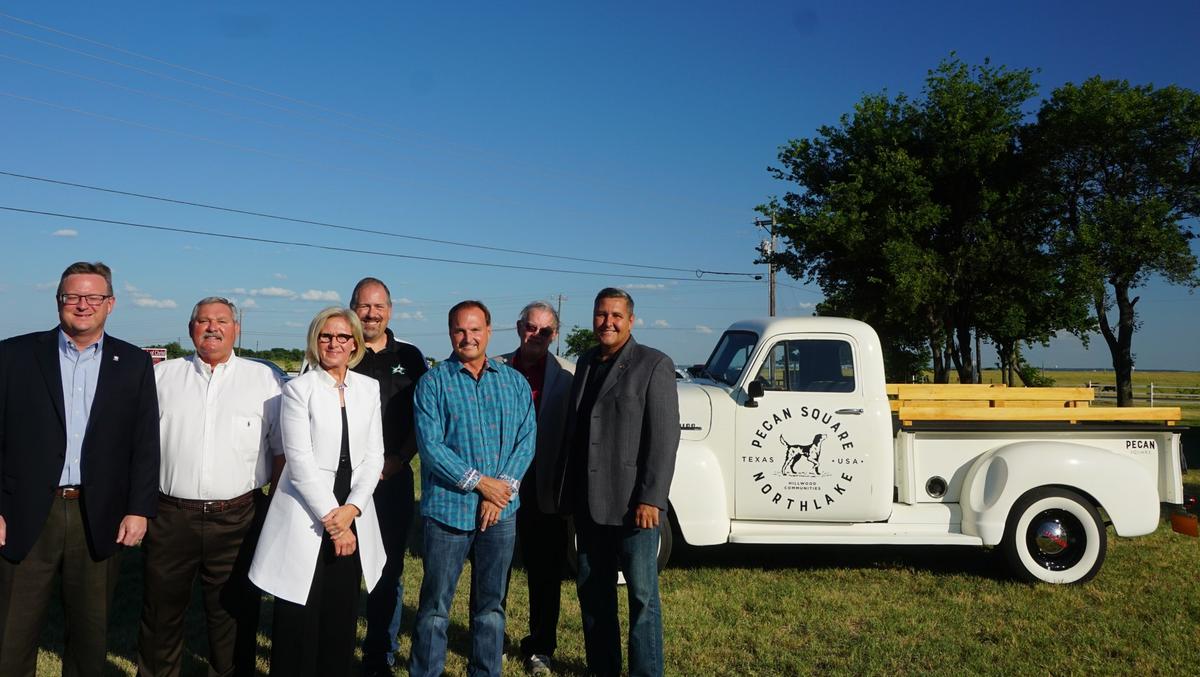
[497,474,521,494]
[458,468,482,492]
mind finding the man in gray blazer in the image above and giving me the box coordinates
[558,288,679,677]
[498,301,574,676]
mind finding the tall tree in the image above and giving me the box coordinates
[562,326,598,359]
[765,56,1056,383]
[1030,78,1200,405]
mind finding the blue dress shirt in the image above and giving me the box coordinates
[414,355,536,531]
[58,329,104,486]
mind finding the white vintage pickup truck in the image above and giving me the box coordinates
[662,317,1189,584]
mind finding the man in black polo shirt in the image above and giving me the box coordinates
[350,277,429,676]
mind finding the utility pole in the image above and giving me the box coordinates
[754,214,778,316]
[237,307,244,354]
[555,293,567,356]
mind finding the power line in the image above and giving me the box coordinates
[0,204,759,284]
[0,27,317,121]
[0,170,759,278]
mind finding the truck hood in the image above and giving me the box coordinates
[677,381,713,440]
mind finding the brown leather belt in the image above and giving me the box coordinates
[159,490,257,514]
[55,486,82,499]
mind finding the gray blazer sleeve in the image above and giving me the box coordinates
[632,352,680,510]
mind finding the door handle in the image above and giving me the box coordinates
[835,408,863,415]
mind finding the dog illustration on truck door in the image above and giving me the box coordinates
[780,433,827,476]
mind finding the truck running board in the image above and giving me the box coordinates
[728,520,985,546]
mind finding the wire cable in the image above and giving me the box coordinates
[0,204,760,283]
[0,169,760,278]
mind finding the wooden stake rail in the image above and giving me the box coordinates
[887,383,1181,425]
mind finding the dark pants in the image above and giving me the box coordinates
[574,511,663,677]
[136,491,266,677]
[361,464,415,670]
[515,498,569,659]
[269,531,362,677]
[0,494,121,677]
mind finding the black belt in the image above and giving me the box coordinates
[54,486,82,500]
[159,490,257,513]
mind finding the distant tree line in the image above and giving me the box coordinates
[762,55,1200,405]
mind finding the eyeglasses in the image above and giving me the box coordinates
[318,333,354,345]
[59,293,112,307]
[519,323,555,338]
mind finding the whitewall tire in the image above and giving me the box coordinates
[1002,487,1107,584]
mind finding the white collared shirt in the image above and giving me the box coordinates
[155,354,284,500]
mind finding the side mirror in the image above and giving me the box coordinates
[745,380,765,408]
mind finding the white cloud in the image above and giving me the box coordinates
[394,297,414,306]
[300,289,340,302]
[132,297,178,309]
[284,321,306,328]
[653,319,670,328]
[622,283,665,290]
[122,282,175,309]
[396,311,426,321]
[51,229,78,238]
[273,273,287,280]
[255,286,296,298]
[34,281,57,291]
[635,317,645,327]
[238,298,259,309]
[695,325,713,334]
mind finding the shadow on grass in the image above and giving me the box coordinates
[34,522,484,676]
[667,539,1010,581]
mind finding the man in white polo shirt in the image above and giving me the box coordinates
[136,296,284,677]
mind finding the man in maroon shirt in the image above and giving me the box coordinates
[499,301,575,676]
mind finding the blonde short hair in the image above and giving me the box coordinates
[304,306,366,370]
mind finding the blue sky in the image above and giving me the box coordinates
[1,2,1197,370]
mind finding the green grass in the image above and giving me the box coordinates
[32,471,1200,676]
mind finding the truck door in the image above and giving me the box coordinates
[734,334,882,521]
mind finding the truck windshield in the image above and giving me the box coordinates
[700,330,757,386]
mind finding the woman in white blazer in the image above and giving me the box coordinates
[249,307,386,676]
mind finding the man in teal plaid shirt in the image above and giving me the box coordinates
[409,300,536,677]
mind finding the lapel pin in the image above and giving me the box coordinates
[113,355,120,362]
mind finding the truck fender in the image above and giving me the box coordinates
[959,441,1158,545]
[669,441,731,546]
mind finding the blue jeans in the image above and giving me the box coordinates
[409,515,516,677]
[575,513,663,677]
[362,465,415,668]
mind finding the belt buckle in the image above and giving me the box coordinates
[202,500,216,514]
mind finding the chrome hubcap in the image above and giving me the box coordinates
[1025,508,1086,571]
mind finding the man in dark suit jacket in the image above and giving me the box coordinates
[559,288,679,677]
[0,261,160,677]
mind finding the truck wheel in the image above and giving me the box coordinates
[566,510,675,575]
[1002,487,1106,584]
